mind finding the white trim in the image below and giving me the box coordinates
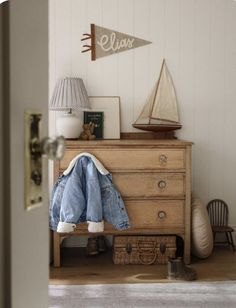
[57,222,76,233]
[63,152,109,176]
[87,220,104,233]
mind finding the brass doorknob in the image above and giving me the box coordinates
[25,110,66,210]
[41,136,65,160]
[30,136,65,160]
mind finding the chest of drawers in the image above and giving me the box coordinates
[53,139,192,267]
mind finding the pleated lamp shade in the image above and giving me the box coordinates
[50,78,90,110]
[50,78,90,139]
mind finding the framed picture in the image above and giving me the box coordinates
[88,96,120,139]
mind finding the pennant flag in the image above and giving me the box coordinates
[81,24,152,61]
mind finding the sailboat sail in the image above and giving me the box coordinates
[151,60,179,123]
[133,59,181,131]
[135,84,156,124]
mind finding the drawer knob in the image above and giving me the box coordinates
[159,154,167,164]
[158,211,167,219]
[158,180,167,189]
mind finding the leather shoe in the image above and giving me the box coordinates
[86,237,99,256]
[167,257,197,281]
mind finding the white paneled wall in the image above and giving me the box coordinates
[49,0,236,228]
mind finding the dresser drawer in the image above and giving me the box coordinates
[113,173,185,198]
[60,149,185,171]
[125,200,184,229]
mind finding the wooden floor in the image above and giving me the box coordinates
[50,245,236,285]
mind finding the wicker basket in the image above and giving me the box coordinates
[113,235,176,265]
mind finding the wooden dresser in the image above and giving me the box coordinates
[53,139,192,267]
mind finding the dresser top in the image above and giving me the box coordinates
[66,139,193,148]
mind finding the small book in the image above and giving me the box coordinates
[84,111,104,139]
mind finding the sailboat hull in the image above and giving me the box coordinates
[132,123,182,132]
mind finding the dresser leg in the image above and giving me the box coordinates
[53,231,61,267]
[184,241,191,265]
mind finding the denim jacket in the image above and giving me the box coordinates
[49,154,130,233]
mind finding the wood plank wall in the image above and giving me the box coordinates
[49,0,236,230]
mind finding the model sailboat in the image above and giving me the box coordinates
[133,59,182,132]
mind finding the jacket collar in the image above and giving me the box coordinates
[63,152,109,176]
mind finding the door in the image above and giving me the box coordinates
[1,1,49,307]
[0,2,9,307]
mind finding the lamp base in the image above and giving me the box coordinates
[56,113,82,139]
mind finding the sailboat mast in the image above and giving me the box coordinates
[148,59,166,124]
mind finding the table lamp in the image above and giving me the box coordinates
[50,77,90,139]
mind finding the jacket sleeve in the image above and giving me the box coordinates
[49,176,68,231]
[57,159,86,232]
[85,159,104,232]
